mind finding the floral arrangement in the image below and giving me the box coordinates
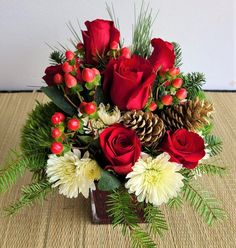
[0,5,226,248]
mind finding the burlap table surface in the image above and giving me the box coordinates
[0,92,235,248]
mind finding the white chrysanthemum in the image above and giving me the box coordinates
[97,103,121,125]
[46,150,101,198]
[125,153,184,206]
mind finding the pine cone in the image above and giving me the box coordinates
[123,110,165,147]
[159,98,214,131]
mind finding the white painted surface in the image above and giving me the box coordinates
[0,0,235,90]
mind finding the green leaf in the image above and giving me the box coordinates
[41,86,77,116]
[94,86,108,105]
[77,135,94,144]
[167,195,183,209]
[49,50,65,65]
[97,170,121,191]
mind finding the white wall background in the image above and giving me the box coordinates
[0,0,235,91]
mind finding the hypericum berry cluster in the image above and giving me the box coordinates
[50,112,81,155]
[148,67,188,110]
[79,102,97,116]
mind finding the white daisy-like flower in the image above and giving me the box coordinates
[46,150,101,198]
[125,153,184,206]
[97,103,121,125]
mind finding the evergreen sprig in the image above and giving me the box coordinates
[49,51,65,65]
[21,101,59,155]
[106,189,138,234]
[0,151,27,193]
[172,42,182,67]
[167,195,183,209]
[132,3,156,58]
[204,134,223,157]
[194,164,226,177]
[182,183,226,225]
[130,226,156,248]
[182,72,206,99]
[107,189,156,248]
[144,204,168,236]
[5,180,52,215]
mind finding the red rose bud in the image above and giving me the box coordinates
[65,50,75,60]
[65,74,77,88]
[84,102,97,115]
[51,128,62,139]
[82,68,95,83]
[148,102,157,111]
[79,101,88,113]
[163,80,171,87]
[92,68,100,76]
[77,42,84,50]
[62,62,73,73]
[161,95,173,106]
[67,118,80,131]
[172,78,183,88]
[53,73,63,85]
[51,113,63,125]
[176,88,187,100]
[54,112,65,122]
[110,41,118,50]
[120,47,131,58]
[50,141,64,155]
[169,67,180,76]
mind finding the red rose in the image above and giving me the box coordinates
[160,129,205,169]
[99,124,141,175]
[42,65,63,86]
[148,38,175,72]
[82,19,120,65]
[103,55,156,110]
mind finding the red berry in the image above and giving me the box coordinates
[77,42,84,50]
[62,62,73,73]
[169,67,180,76]
[110,41,118,50]
[53,73,63,85]
[82,68,95,83]
[67,118,80,131]
[50,142,64,154]
[120,47,131,59]
[92,68,100,76]
[79,102,88,113]
[51,113,62,125]
[84,102,97,115]
[161,95,173,106]
[163,80,171,87]
[54,112,65,122]
[65,74,77,88]
[176,88,187,100]
[51,128,62,139]
[149,102,157,111]
[65,50,75,60]
[172,78,183,88]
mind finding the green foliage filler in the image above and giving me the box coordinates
[107,188,157,248]
[182,72,206,99]
[204,134,223,157]
[194,163,226,177]
[172,42,183,68]
[182,183,226,226]
[5,181,52,215]
[132,3,156,58]
[49,50,65,65]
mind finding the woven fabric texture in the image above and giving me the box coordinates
[0,92,235,248]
